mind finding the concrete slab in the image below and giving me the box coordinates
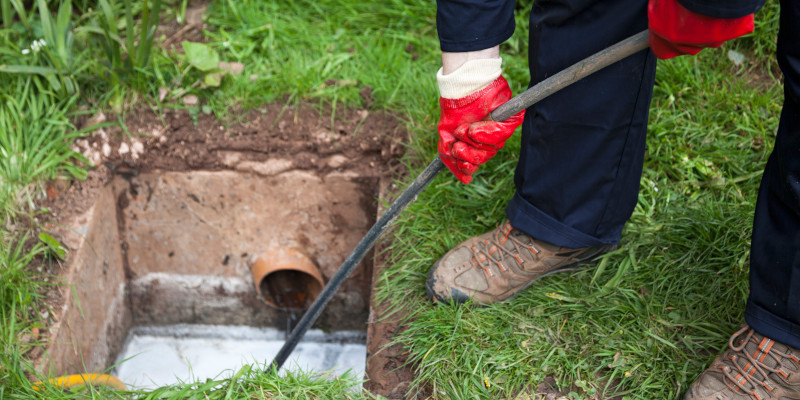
[114,324,366,389]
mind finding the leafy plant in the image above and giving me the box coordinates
[37,233,66,260]
[182,41,224,87]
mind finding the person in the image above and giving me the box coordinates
[424,0,800,398]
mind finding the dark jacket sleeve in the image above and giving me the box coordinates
[436,0,516,52]
[676,0,766,19]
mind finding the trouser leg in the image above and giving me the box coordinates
[745,0,800,348]
[506,0,656,248]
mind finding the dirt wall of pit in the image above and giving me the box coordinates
[35,187,131,375]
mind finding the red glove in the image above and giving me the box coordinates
[648,0,754,59]
[438,76,524,184]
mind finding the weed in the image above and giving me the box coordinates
[0,0,88,95]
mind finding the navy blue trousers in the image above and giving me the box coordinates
[505,0,800,347]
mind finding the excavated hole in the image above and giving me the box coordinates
[36,104,413,395]
[54,169,379,389]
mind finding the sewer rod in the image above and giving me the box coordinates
[269,29,649,372]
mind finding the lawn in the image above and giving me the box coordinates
[0,0,784,398]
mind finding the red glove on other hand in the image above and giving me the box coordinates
[648,0,754,59]
[438,76,525,184]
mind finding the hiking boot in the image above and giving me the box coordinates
[684,325,800,399]
[425,220,615,305]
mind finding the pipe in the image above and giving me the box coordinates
[251,247,324,310]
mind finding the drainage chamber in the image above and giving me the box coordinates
[41,169,378,389]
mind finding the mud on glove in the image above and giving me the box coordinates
[648,0,754,59]
[437,59,525,184]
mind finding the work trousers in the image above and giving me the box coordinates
[504,0,800,348]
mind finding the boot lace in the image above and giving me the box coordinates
[718,325,800,399]
[469,222,539,278]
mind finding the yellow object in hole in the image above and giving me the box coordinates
[33,374,126,391]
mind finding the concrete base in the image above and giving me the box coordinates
[114,325,366,389]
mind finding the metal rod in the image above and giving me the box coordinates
[268,29,650,372]
[269,157,445,371]
[490,30,649,122]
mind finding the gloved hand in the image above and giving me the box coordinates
[437,61,524,184]
[648,0,754,59]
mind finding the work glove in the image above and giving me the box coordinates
[437,59,525,184]
[648,0,754,59]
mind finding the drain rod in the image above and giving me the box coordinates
[269,29,650,372]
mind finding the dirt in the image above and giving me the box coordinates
[364,236,420,399]
[46,103,405,224]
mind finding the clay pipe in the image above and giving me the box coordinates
[251,247,325,310]
[268,29,650,372]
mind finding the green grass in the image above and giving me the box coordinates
[0,80,89,218]
[7,365,372,399]
[0,0,786,398]
[197,0,442,122]
[378,1,784,398]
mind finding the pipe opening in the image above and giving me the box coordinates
[251,247,324,310]
[259,270,322,310]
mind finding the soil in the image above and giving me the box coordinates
[46,103,405,224]
[364,240,419,399]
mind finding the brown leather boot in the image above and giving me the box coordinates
[425,220,615,305]
[684,325,800,399]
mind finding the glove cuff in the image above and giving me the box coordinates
[437,57,502,99]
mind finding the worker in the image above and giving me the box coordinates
[425,0,800,397]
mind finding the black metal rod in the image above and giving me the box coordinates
[268,29,649,372]
[490,30,649,122]
[269,157,445,371]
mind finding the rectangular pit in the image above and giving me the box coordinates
[40,169,380,388]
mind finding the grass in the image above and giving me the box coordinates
[0,80,89,217]
[6,365,371,399]
[198,0,442,121]
[378,1,784,398]
[0,0,786,398]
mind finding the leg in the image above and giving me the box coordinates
[745,0,800,349]
[507,0,657,248]
[427,0,655,304]
[685,1,800,398]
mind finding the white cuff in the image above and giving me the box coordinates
[437,58,503,99]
